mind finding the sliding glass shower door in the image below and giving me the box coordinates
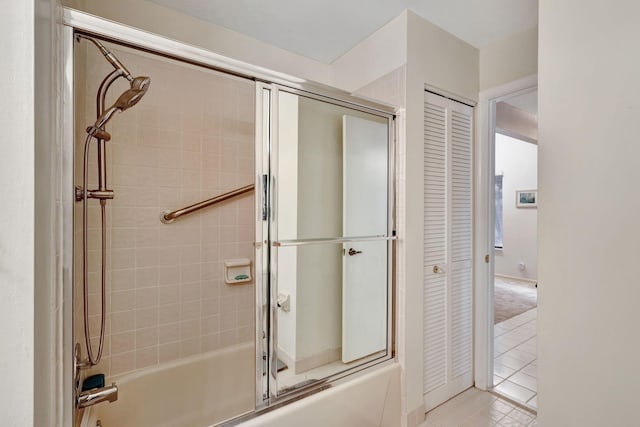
[255,85,396,405]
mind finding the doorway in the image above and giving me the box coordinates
[491,89,538,410]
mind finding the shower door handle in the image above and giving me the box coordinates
[261,174,268,221]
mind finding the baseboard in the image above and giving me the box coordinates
[494,273,537,285]
[406,403,426,427]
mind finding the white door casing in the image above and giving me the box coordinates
[474,75,537,391]
[423,92,474,410]
[342,115,388,363]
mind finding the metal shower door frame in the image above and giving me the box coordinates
[256,82,397,410]
[62,7,398,425]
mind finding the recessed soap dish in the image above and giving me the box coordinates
[224,258,252,284]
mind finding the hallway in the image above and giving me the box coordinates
[493,308,537,409]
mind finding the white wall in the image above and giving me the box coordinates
[354,65,406,109]
[35,0,63,424]
[66,0,331,85]
[494,133,537,281]
[2,2,62,425]
[479,27,538,91]
[0,2,36,426]
[538,1,640,425]
[403,11,479,424]
[330,12,407,92]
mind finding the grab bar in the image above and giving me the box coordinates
[160,184,255,224]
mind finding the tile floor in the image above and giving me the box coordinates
[420,388,537,427]
[493,308,537,409]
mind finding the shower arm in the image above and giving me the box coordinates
[76,34,133,83]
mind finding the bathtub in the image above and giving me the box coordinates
[83,342,255,427]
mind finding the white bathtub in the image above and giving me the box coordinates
[84,342,255,427]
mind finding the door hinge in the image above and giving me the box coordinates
[485,254,490,263]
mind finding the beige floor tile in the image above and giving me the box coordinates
[422,389,536,427]
[508,371,537,392]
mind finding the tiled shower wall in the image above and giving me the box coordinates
[74,42,255,377]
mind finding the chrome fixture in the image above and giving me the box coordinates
[76,34,150,366]
[272,235,396,247]
[77,384,119,409]
[74,343,118,409]
[160,184,255,224]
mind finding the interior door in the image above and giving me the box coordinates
[342,115,388,363]
[423,92,474,410]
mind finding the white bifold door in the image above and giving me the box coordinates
[423,91,474,410]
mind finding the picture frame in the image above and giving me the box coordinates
[516,190,537,208]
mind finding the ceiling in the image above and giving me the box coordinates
[503,90,538,115]
[149,0,538,63]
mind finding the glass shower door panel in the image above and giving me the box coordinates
[270,89,393,397]
[273,243,388,395]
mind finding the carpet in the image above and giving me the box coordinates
[494,276,537,324]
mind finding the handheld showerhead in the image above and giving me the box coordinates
[87,76,151,140]
[131,76,151,91]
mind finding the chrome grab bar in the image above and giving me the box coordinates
[160,184,255,224]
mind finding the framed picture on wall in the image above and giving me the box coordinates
[516,190,537,208]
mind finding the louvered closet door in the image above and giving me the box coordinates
[423,91,473,411]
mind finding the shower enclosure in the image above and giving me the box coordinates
[65,9,396,427]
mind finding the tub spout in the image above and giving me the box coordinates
[77,383,118,408]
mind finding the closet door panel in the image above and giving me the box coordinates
[423,96,448,394]
[449,104,473,381]
[423,92,474,410]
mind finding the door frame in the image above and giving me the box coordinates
[473,75,538,390]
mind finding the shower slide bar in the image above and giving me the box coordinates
[160,184,255,224]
